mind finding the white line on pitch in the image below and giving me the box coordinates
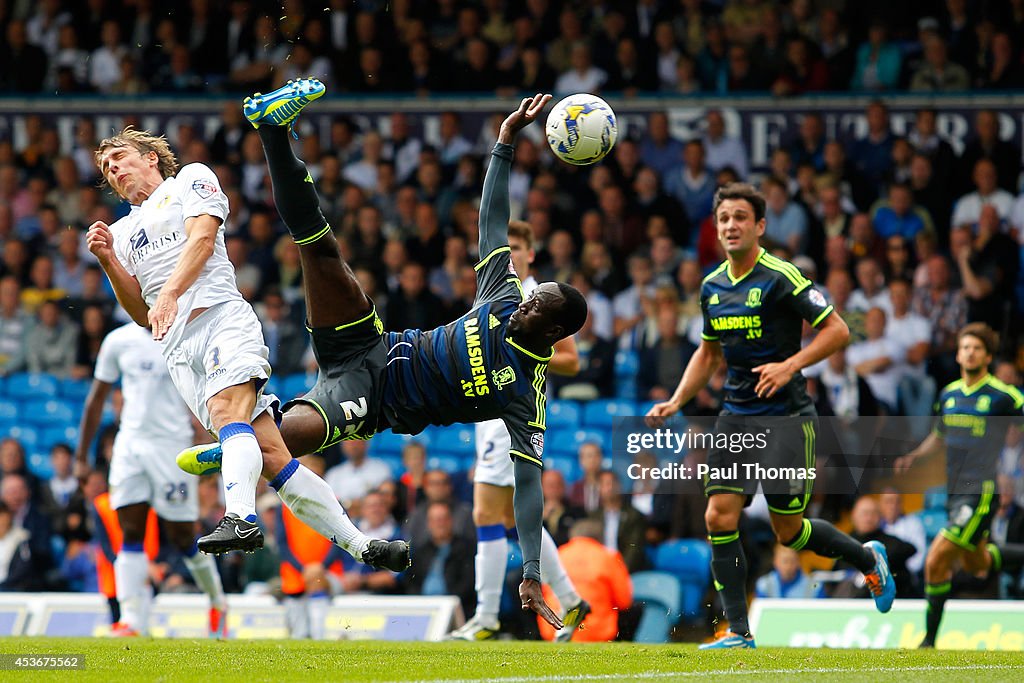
[381,663,1024,683]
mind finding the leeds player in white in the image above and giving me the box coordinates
[75,323,227,637]
[447,220,589,641]
[88,129,407,570]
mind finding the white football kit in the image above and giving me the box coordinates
[474,275,538,487]
[96,323,199,520]
[109,163,277,431]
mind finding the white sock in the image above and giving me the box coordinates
[473,525,507,626]
[273,461,370,559]
[183,550,227,611]
[541,528,579,612]
[114,548,149,632]
[285,596,309,638]
[308,593,330,640]
[219,422,262,520]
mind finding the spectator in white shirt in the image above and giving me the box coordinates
[325,441,394,508]
[554,42,607,96]
[1010,191,1024,241]
[89,20,128,94]
[701,109,749,179]
[879,489,927,575]
[886,279,934,417]
[847,307,903,413]
[343,131,383,192]
[849,257,892,315]
[951,158,1015,231]
[613,254,657,350]
[436,112,474,169]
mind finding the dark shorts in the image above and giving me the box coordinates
[282,306,387,452]
[940,480,997,551]
[704,407,818,515]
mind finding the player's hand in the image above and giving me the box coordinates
[519,578,562,630]
[498,93,552,143]
[752,360,797,399]
[73,457,91,487]
[893,453,917,474]
[86,221,115,266]
[645,400,679,428]
[149,291,178,341]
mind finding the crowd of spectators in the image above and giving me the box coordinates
[2,1,1024,97]
[3,0,1024,636]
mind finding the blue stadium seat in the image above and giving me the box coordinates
[22,399,76,426]
[545,455,582,484]
[654,539,712,618]
[5,373,59,400]
[546,400,581,430]
[0,375,5,396]
[426,425,476,456]
[0,399,17,421]
[614,350,639,378]
[367,431,431,458]
[367,431,407,458]
[27,451,54,480]
[6,425,39,451]
[614,350,639,400]
[631,571,683,643]
[60,378,91,401]
[582,399,638,428]
[282,373,317,401]
[924,486,948,511]
[41,426,80,451]
[426,455,463,474]
[917,510,947,543]
[548,429,610,456]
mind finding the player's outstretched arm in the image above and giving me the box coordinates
[86,221,149,327]
[149,214,219,340]
[646,339,723,427]
[894,431,946,474]
[74,379,113,484]
[478,94,552,259]
[754,312,850,399]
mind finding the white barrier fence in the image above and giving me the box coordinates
[750,598,1024,650]
[0,594,462,640]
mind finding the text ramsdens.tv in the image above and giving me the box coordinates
[625,429,769,455]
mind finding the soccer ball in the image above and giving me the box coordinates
[545,94,618,166]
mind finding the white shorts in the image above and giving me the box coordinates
[109,432,198,521]
[164,300,279,433]
[474,419,515,488]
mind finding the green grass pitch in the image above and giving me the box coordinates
[0,639,1022,682]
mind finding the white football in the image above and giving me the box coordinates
[545,93,618,166]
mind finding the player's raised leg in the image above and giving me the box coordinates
[245,78,369,330]
[256,412,409,572]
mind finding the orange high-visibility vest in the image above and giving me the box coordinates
[279,505,342,595]
[93,492,160,598]
[537,536,634,642]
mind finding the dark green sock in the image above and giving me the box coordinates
[709,530,750,637]
[785,518,875,574]
[256,125,330,244]
[989,542,1024,573]
[924,581,951,643]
